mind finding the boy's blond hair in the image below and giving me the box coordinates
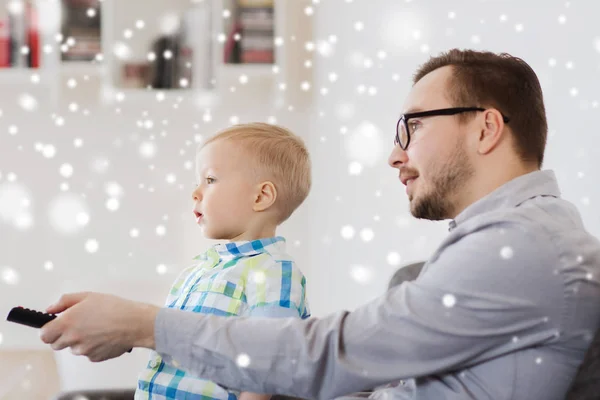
[202,122,311,224]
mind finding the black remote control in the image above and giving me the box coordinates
[6,306,56,328]
[6,306,133,353]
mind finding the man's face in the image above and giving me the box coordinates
[388,66,475,221]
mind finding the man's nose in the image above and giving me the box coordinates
[388,145,408,168]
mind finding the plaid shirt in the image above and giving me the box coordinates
[135,236,310,400]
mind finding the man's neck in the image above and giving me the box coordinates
[450,163,539,219]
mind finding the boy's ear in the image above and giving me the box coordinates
[253,181,277,212]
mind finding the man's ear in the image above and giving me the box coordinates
[477,108,506,155]
[253,181,277,212]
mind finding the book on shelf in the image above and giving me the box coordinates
[0,0,40,69]
[224,0,275,64]
[60,0,102,62]
[119,2,213,90]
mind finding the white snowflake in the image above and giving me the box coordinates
[387,252,401,266]
[85,239,99,253]
[251,271,266,284]
[59,164,74,178]
[156,264,168,275]
[166,174,177,184]
[105,182,123,197]
[1,266,19,285]
[139,142,157,159]
[360,228,374,242]
[18,93,37,111]
[350,265,372,284]
[236,353,251,368]
[500,246,514,259]
[105,198,119,211]
[345,121,384,167]
[340,225,355,240]
[442,294,456,308]
[348,161,363,175]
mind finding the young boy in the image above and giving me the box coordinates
[135,123,312,400]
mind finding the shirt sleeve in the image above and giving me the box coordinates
[155,221,561,399]
[244,258,309,319]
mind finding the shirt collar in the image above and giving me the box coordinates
[448,169,561,231]
[194,236,287,262]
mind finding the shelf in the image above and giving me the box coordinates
[222,63,276,75]
[0,67,52,85]
[99,86,217,108]
[216,63,279,87]
[59,61,106,76]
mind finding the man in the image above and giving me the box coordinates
[40,49,600,400]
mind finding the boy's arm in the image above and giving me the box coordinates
[239,392,271,400]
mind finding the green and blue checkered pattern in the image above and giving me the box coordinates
[135,236,310,400]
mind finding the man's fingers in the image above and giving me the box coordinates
[39,319,61,345]
[46,292,89,314]
[50,335,72,351]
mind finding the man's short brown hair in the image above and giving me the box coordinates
[414,49,548,167]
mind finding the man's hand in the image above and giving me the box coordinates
[40,292,160,362]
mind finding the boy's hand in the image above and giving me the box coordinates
[40,292,160,362]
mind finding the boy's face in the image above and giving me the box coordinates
[192,139,258,240]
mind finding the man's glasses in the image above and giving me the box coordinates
[394,107,511,150]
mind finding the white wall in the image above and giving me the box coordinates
[2,0,600,394]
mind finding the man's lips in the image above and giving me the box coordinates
[400,175,419,186]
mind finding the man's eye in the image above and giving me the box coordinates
[409,121,421,133]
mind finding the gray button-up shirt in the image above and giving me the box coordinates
[155,170,600,400]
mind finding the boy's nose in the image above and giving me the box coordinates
[191,187,202,201]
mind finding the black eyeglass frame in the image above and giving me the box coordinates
[395,107,511,150]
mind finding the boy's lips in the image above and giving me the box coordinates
[193,210,203,223]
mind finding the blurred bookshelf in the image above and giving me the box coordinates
[0,0,311,105]
[222,0,274,65]
[60,0,101,62]
[0,0,52,85]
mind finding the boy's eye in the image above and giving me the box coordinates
[206,177,216,184]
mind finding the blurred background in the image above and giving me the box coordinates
[0,0,599,398]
